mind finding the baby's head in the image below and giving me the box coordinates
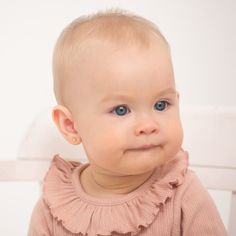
[52,9,183,175]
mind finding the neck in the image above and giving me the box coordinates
[80,166,154,198]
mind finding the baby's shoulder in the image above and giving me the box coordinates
[41,154,85,208]
[184,169,203,186]
[42,154,84,193]
[177,168,209,197]
[46,154,83,172]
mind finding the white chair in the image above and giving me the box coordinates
[0,107,235,235]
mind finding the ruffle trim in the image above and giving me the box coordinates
[43,150,188,235]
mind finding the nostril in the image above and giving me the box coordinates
[140,127,155,134]
[135,124,159,136]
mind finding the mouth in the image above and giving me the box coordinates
[131,144,159,151]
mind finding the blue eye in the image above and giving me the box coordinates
[154,101,169,111]
[112,105,129,116]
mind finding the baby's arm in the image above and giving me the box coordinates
[181,172,228,236]
[27,197,53,236]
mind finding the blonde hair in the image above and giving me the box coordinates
[52,8,169,107]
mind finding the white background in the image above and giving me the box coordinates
[0,0,235,235]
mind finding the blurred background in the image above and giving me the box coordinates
[0,0,235,235]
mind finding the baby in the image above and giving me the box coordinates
[28,9,227,236]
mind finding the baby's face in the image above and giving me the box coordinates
[69,38,183,175]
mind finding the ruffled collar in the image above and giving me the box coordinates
[43,149,188,235]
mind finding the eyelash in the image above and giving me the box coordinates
[110,100,171,116]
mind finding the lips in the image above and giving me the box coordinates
[133,144,158,151]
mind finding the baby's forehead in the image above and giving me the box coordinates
[67,30,171,76]
[69,39,172,86]
[53,11,171,107]
[69,36,170,79]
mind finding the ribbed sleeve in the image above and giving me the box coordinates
[180,172,227,236]
[27,197,53,236]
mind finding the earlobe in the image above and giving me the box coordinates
[51,105,82,145]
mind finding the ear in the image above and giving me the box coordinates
[51,105,82,145]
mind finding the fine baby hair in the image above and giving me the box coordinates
[28,8,228,236]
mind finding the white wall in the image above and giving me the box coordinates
[0,0,235,235]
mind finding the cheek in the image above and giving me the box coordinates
[98,119,130,144]
[174,125,184,150]
[82,122,127,157]
[164,116,183,146]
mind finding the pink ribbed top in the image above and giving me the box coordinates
[28,150,228,236]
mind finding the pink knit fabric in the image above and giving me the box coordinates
[28,151,228,235]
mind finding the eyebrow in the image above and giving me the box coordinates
[155,87,177,96]
[100,87,176,103]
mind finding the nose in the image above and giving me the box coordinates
[134,118,160,136]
